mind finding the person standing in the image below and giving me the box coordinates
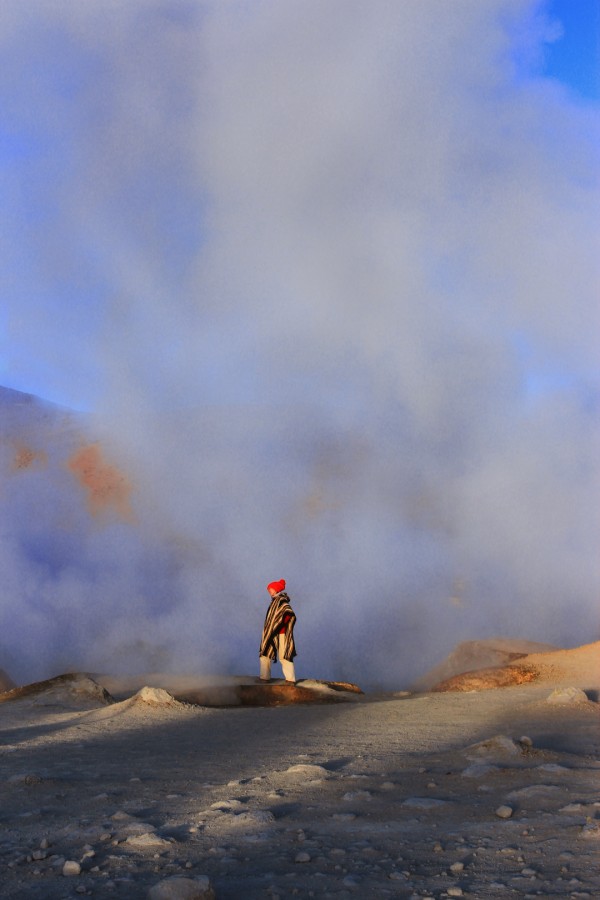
[259,579,297,683]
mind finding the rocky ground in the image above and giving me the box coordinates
[0,644,598,899]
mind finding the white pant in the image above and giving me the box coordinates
[260,635,296,682]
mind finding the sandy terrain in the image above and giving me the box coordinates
[0,643,599,899]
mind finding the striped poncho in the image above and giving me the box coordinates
[259,591,297,662]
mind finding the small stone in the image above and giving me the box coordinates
[40,838,49,850]
[495,805,513,819]
[31,850,47,860]
[433,842,443,852]
[450,861,465,873]
[295,852,311,863]
[521,867,537,876]
[62,860,82,876]
[519,735,533,746]
[447,888,463,897]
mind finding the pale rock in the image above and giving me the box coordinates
[447,889,463,897]
[495,805,513,819]
[62,860,81,876]
[450,861,465,873]
[295,851,311,863]
[146,875,214,899]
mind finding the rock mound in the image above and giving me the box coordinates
[131,686,183,707]
[0,672,114,708]
[413,638,557,691]
[430,642,600,693]
[433,665,538,692]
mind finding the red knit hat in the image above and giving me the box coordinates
[267,579,286,594]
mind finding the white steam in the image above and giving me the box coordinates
[0,0,598,687]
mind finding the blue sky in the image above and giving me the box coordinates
[544,0,599,100]
[0,0,597,410]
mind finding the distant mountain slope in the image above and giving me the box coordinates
[0,386,153,685]
[0,385,132,521]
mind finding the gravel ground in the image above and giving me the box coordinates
[0,664,599,899]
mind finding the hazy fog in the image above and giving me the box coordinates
[1,1,598,687]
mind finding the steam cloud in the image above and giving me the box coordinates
[0,0,598,688]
